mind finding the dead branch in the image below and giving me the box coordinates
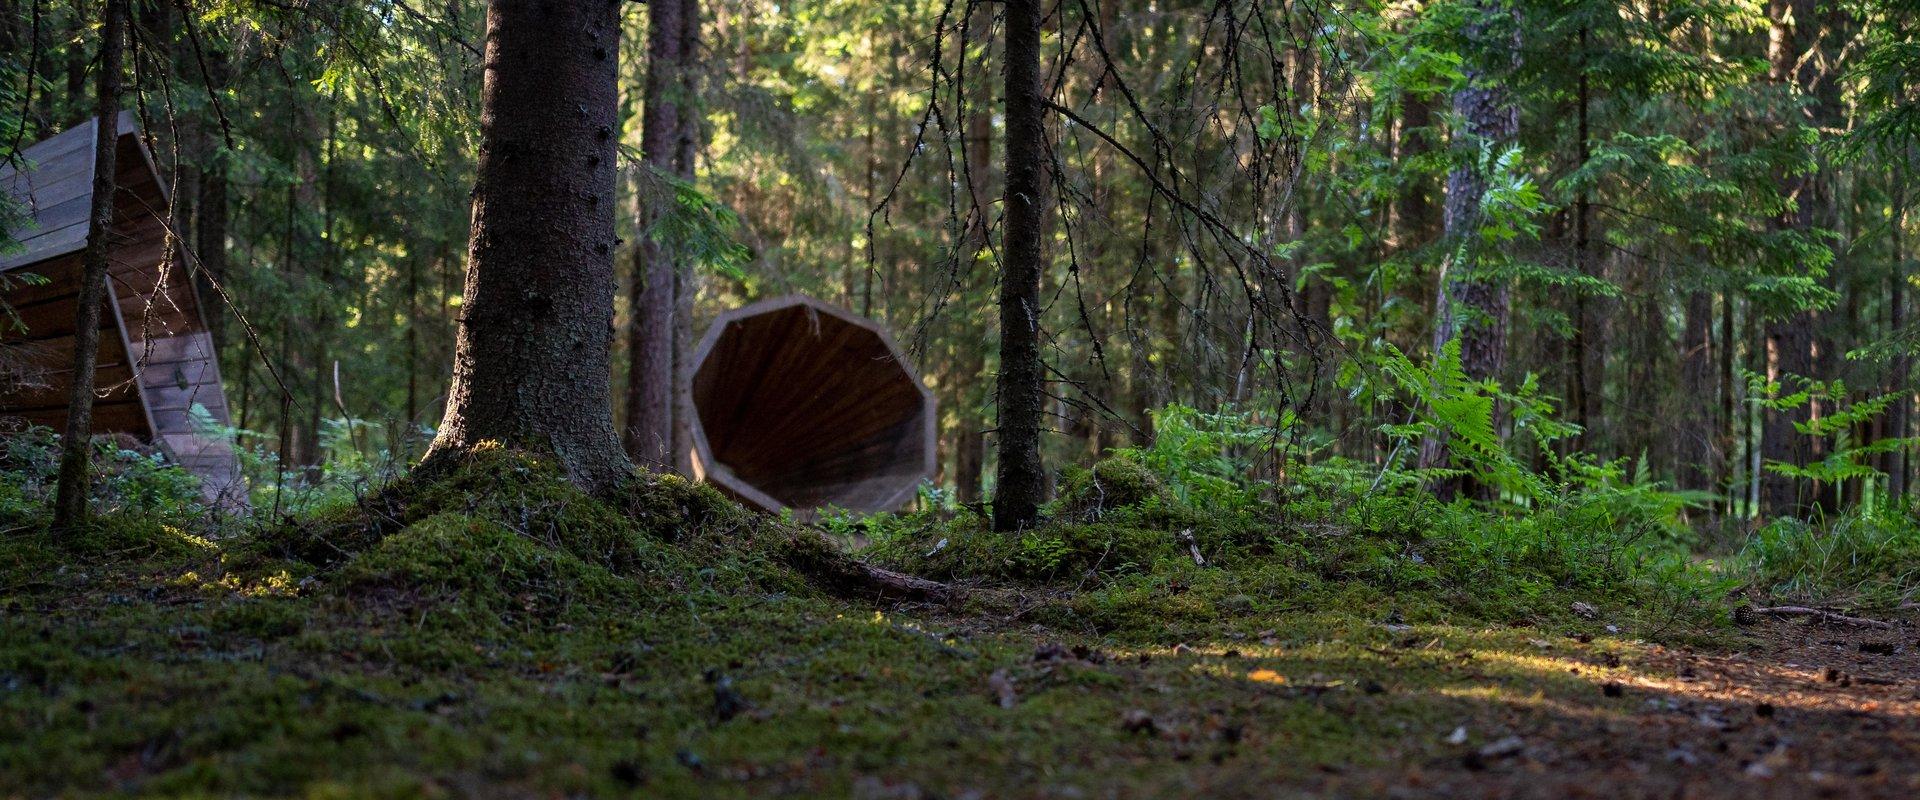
[1740,605,1895,630]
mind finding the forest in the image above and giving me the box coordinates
[1,0,1918,796]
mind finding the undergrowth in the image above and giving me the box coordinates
[1736,505,1920,609]
[865,450,1730,642]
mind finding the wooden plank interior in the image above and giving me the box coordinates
[689,295,935,518]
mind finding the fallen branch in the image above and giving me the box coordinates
[777,528,953,604]
[1739,605,1895,630]
[854,562,953,603]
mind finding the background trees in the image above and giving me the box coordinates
[2,0,1911,520]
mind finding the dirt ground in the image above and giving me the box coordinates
[1311,614,1920,799]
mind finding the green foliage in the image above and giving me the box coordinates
[640,169,753,281]
[1373,339,1566,502]
[1753,373,1918,488]
[1737,507,1920,608]
[0,427,209,537]
[1091,405,1283,518]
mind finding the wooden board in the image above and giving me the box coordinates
[688,294,936,519]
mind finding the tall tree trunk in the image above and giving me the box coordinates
[1288,11,1330,346]
[51,0,125,532]
[1719,292,1738,514]
[1567,25,1596,450]
[1417,0,1518,501]
[669,0,701,476]
[993,0,1047,531]
[1679,289,1716,494]
[1758,0,1821,516]
[419,0,630,492]
[194,43,229,350]
[1888,179,1910,500]
[1395,96,1438,251]
[625,0,685,471]
[953,4,994,506]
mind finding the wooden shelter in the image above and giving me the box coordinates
[689,295,936,519]
[0,111,242,501]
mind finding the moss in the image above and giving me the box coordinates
[1055,454,1199,528]
[0,444,1740,796]
[330,512,639,610]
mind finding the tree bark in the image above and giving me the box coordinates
[993,0,1047,531]
[1888,182,1910,500]
[669,0,701,477]
[1417,0,1518,501]
[1758,0,1822,516]
[625,0,685,471]
[419,0,630,493]
[194,43,230,351]
[1679,289,1716,494]
[51,0,125,532]
[954,4,994,506]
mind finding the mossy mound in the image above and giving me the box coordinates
[1055,454,1197,527]
[243,444,860,616]
[333,512,635,608]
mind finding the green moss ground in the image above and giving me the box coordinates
[1,450,1733,798]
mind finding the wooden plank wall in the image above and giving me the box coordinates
[1,116,244,504]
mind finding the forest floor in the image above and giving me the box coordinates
[4,571,1916,799]
[3,453,1917,798]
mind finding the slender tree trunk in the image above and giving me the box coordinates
[993,0,1047,531]
[954,7,994,506]
[670,0,701,476]
[1567,25,1595,450]
[625,0,684,471]
[1679,290,1716,494]
[419,0,630,493]
[1288,12,1330,345]
[1417,0,1518,502]
[195,44,229,350]
[51,0,125,532]
[1888,181,1910,500]
[1720,292,1737,514]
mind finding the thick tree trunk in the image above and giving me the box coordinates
[51,0,125,532]
[1417,0,1518,501]
[1761,314,1815,513]
[419,0,630,493]
[1395,96,1438,251]
[625,0,685,471]
[993,0,1047,531]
